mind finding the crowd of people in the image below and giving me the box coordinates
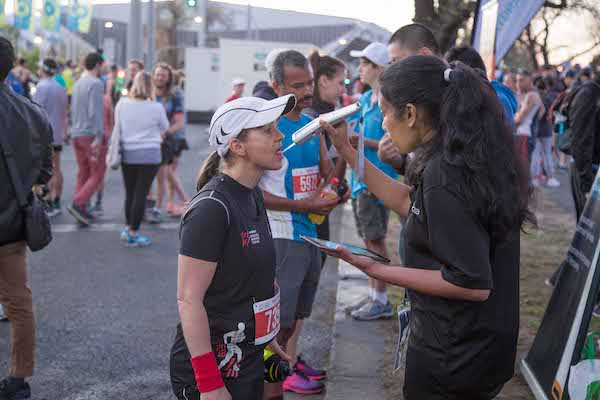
[0,19,599,400]
[4,51,191,246]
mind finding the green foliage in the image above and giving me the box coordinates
[21,47,40,72]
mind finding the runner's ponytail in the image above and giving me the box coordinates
[196,151,220,191]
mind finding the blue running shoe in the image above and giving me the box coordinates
[351,300,395,321]
[120,229,130,242]
[126,234,152,247]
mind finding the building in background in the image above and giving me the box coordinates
[89,1,390,69]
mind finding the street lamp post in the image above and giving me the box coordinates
[147,0,155,68]
[127,0,142,62]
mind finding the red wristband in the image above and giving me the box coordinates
[191,352,225,393]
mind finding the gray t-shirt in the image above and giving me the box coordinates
[32,78,68,145]
[71,75,105,138]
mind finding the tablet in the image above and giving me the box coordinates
[300,235,391,264]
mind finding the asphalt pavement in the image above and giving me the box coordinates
[0,123,338,400]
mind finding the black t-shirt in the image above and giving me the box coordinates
[170,174,276,395]
[402,156,520,399]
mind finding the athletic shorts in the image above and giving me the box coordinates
[274,239,322,329]
[173,137,189,158]
[52,145,63,152]
[175,378,264,400]
[352,190,390,241]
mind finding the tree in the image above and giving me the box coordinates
[156,0,234,67]
[413,0,477,53]
[516,0,600,69]
[413,0,599,65]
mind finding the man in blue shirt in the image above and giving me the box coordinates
[444,44,517,124]
[259,50,337,396]
[345,43,397,321]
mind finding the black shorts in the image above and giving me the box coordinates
[53,145,63,152]
[173,137,189,157]
[161,137,189,165]
[175,379,264,400]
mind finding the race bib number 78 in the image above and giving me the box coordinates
[253,285,281,346]
[292,166,319,200]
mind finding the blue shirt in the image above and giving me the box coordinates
[351,90,398,198]
[259,114,320,241]
[6,72,23,95]
[491,81,517,126]
[157,88,186,139]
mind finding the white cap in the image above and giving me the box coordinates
[232,77,246,87]
[209,94,296,157]
[350,42,390,67]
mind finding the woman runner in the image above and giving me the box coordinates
[170,94,296,400]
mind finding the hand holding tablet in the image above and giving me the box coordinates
[300,235,390,264]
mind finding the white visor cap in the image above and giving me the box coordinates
[209,94,296,157]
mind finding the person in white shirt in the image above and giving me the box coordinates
[114,72,169,247]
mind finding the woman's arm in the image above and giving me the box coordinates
[177,255,232,400]
[320,120,412,217]
[167,113,185,135]
[324,248,490,302]
[177,255,217,358]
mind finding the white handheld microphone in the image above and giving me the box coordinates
[282,102,363,153]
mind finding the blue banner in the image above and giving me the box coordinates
[13,0,32,30]
[0,0,6,26]
[473,0,546,65]
[67,0,91,33]
[42,0,61,32]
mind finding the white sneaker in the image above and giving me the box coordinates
[531,179,541,188]
[546,177,561,188]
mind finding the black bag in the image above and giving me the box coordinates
[0,133,52,252]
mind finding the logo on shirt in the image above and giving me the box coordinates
[241,229,260,247]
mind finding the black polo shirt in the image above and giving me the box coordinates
[401,155,520,400]
[170,174,277,396]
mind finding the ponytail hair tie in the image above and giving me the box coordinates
[444,68,452,83]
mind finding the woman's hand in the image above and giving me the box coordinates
[267,339,293,364]
[320,120,352,156]
[322,245,377,275]
[200,386,232,400]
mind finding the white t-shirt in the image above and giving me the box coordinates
[116,97,169,151]
[516,91,542,137]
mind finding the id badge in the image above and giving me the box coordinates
[393,301,411,374]
[253,285,281,345]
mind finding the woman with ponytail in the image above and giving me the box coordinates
[321,55,535,399]
[304,50,349,263]
[170,95,296,400]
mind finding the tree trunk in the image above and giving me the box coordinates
[414,0,435,25]
[524,25,540,70]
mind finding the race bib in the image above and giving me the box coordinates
[292,166,319,200]
[253,285,280,345]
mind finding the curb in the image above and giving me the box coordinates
[325,202,386,400]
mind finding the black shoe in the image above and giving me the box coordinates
[0,378,31,400]
[67,203,91,226]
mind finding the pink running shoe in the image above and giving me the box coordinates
[283,370,325,395]
[295,355,327,380]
